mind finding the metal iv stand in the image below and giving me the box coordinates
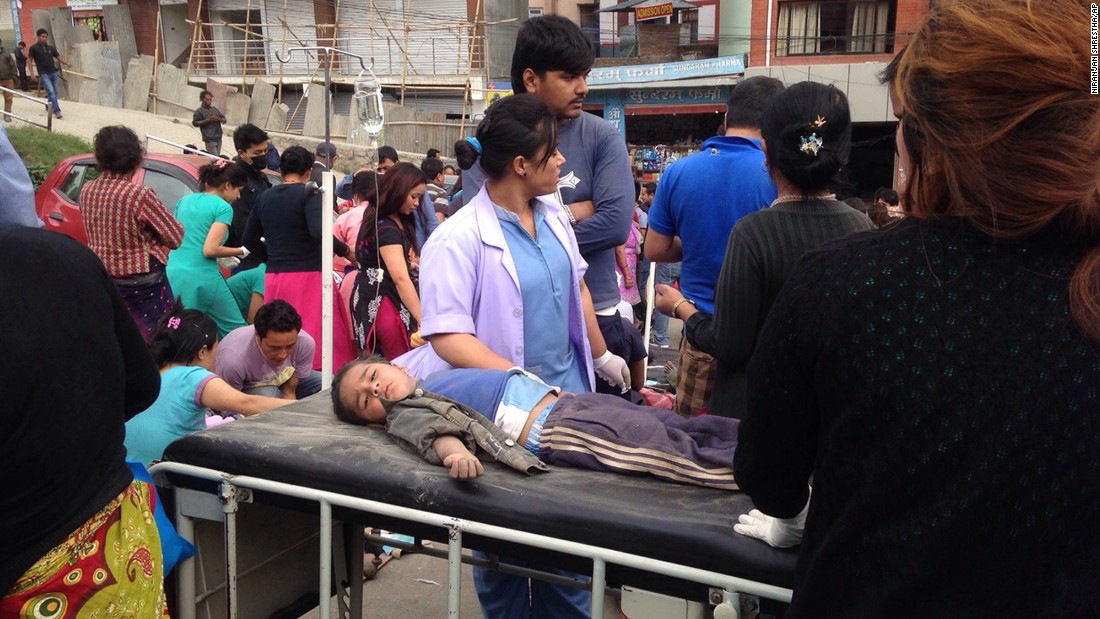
[273,47,375,390]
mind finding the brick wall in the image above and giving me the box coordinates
[123,0,159,60]
[747,0,930,68]
[18,0,58,44]
[639,23,682,59]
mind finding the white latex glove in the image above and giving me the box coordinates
[733,490,811,548]
[217,256,241,270]
[238,245,250,259]
[593,349,630,392]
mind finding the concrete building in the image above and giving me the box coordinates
[553,0,748,177]
[743,0,931,194]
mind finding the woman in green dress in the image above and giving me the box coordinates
[166,160,252,337]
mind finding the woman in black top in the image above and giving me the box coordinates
[243,146,355,370]
[730,1,1100,616]
[655,82,873,418]
[351,162,426,358]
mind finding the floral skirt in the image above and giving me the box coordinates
[0,480,169,618]
[350,270,416,359]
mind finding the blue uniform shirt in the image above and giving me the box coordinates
[495,202,588,393]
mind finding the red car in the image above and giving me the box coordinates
[35,153,280,244]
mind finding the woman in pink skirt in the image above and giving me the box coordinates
[242,145,354,370]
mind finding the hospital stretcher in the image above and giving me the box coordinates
[152,392,797,619]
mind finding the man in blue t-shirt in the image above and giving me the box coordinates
[645,76,784,419]
[462,16,640,398]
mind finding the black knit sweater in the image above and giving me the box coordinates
[685,199,873,418]
[0,228,161,594]
[734,216,1100,617]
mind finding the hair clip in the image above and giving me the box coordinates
[167,316,181,330]
[799,134,824,157]
[810,115,827,128]
[464,136,482,155]
[214,158,228,169]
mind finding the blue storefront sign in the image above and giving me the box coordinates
[586,85,729,136]
[486,56,742,136]
[622,86,726,105]
[588,54,745,86]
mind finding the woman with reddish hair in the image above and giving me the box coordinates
[732,0,1100,616]
[351,162,426,358]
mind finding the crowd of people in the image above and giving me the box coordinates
[3,0,1100,616]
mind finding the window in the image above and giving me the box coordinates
[776,0,893,56]
[681,11,698,45]
[56,163,100,205]
[221,9,266,74]
[141,169,196,216]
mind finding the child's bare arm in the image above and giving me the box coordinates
[433,435,485,480]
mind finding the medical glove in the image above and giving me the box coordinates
[239,246,250,259]
[593,349,630,391]
[217,256,241,270]
[733,489,811,548]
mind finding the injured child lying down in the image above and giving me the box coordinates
[331,357,739,490]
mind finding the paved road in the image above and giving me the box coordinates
[8,91,223,156]
[299,542,624,619]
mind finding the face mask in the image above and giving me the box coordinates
[249,157,267,172]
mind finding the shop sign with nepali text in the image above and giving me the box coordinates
[587,55,745,86]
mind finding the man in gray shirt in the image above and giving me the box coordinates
[462,16,640,397]
[192,90,225,155]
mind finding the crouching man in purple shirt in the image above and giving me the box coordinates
[214,299,322,400]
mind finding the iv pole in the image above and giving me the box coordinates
[274,47,373,390]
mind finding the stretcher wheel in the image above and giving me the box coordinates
[363,557,379,580]
[712,601,739,619]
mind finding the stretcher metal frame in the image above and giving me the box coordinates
[150,460,793,619]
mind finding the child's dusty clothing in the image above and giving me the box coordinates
[386,368,740,489]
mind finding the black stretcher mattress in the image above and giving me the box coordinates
[163,392,797,592]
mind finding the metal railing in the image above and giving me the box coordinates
[144,134,222,159]
[0,85,53,131]
[151,461,793,619]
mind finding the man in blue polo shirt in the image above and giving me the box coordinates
[645,76,783,418]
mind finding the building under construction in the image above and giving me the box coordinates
[13,0,527,156]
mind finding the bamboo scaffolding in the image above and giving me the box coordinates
[243,0,253,76]
[460,0,483,137]
[278,17,327,132]
[185,0,203,76]
[279,0,289,111]
[152,8,162,115]
[179,7,502,139]
[400,18,410,104]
